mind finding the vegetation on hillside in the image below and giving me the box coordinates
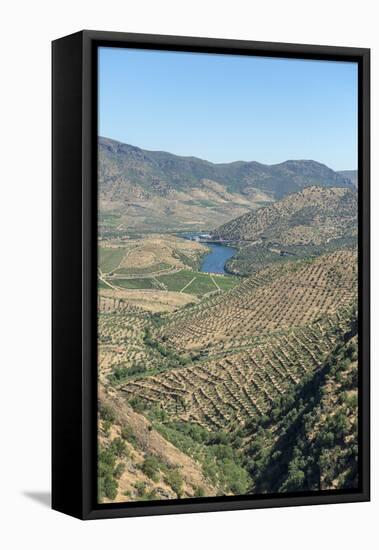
[244,329,358,492]
[97,149,359,503]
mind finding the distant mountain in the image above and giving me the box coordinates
[338,170,358,188]
[98,137,354,232]
[213,186,357,247]
[99,137,353,200]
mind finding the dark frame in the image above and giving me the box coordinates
[52,30,370,520]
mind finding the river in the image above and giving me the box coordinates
[181,233,236,274]
[200,242,237,274]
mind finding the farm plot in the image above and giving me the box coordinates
[110,278,158,290]
[105,271,238,295]
[121,311,354,431]
[114,262,172,275]
[98,309,172,384]
[99,246,129,273]
[98,295,148,314]
[98,301,195,386]
[99,234,213,292]
[158,250,358,353]
[156,270,239,296]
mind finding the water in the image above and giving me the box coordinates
[181,232,237,274]
[200,242,237,274]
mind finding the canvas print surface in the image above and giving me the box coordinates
[97,48,359,504]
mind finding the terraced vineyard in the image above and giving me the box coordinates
[157,250,357,353]
[112,249,356,429]
[98,307,174,384]
[98,237,358,502]
[121,312,353,431]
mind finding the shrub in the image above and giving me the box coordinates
[110,437,128,458]
[128,364,148,377]
[98,447,116,477]
[99,404,115,423]
[134,481,147,497]
[114,462,126,479]
[220,459,250,494]
[194,486,205,497]
[103,476,118,500]
[178,355,191,366]
[102,419,112,436]
[121,424,137,445]
[164,468,183,497]
[129,397,147,413]
[140,455,161,482]
[111,366,129,381]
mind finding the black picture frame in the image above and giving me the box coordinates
[52,30,370,520]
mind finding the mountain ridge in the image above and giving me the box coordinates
[101,136,351,172]
[99,137,352,199]
[99,136,355,232]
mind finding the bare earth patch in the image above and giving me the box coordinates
[99,287,199,313]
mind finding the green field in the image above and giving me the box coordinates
[215,275,241,291]
[104,269,240,296]
[115,262,171,275]
[111,278,156,290]
[99,246,127,273]
[157,270,239,296]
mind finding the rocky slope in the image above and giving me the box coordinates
[213,186,357,247]
[98,386,214,502]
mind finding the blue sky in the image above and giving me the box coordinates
[99,47,358,171]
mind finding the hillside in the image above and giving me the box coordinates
[121,250,357,430]
[212,186,357,275]
[99,137,354,232]
[97,141,359,501]
[98,247,358,500]
[213,186,357,245]
[98,386,214,502]
[245,330,358,493]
